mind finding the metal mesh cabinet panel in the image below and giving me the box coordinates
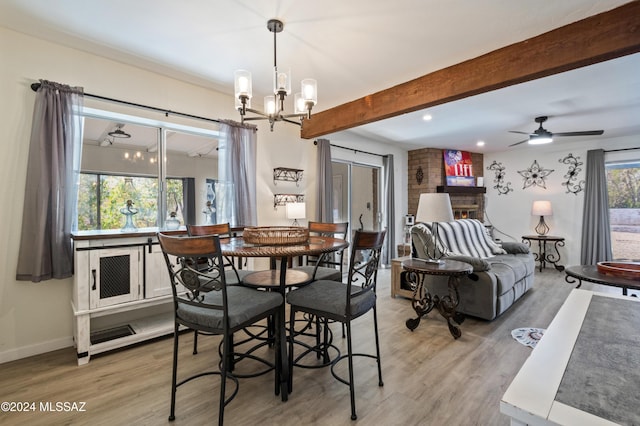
[100,255,131,299]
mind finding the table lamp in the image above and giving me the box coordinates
[286,202,306,226]
[415,193,454,262]
[531,200,552,235]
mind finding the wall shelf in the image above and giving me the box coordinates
[273,193,304,209]
[273,167,303,186]
[436,185,486,194]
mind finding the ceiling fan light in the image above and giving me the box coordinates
[529,135,553,145]
[108,127,131,138]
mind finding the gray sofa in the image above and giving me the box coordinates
[411,219,535,320]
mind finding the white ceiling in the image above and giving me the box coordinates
[1,0,638,152]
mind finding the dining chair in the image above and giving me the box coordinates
[290,221,349,282]
[286,229,386,420]
[187,223,252,284]
[188,223,260,355]
[158,233,283,426]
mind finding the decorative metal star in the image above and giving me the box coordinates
[517,160,554,189]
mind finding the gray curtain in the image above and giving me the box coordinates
[218,120,257,227]
[581,149,612,264]
[316,139,333,222]
[382,154,395,266]
[16,80,84,282]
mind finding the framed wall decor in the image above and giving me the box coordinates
[444,149,475,186]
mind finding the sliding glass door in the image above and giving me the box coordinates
[331,161,382,234]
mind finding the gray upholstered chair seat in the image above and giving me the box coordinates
[178,286,282,330]
[289,265,342,282]
[286,280,375,319]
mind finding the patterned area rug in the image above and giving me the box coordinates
[511,327,546,348]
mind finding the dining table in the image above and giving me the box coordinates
[218,234,349,401]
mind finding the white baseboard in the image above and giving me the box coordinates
[0,336,74,365]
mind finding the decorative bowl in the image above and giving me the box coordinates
[243,226,309,245]
[596,261,640,280]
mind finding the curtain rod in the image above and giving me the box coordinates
[30,82,220,125]
[604,147,640,153]
[314,140,386,158]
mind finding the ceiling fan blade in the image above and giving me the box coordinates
[509,139,529,147]
[508,130,532,135]
[553,130,604,137]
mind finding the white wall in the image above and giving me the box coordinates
[0,26,405,362]
[0,26,240,362]
[485,135,639,266]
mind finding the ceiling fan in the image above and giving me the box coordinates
[508,116,604,147]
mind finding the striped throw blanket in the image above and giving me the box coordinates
[425,219,506,259]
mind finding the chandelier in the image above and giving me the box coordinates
[234,19,317,131]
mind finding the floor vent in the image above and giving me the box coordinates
[90,325,135,345]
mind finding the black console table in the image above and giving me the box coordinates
[522,235,565,272]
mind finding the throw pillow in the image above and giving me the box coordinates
[501,241,530,254]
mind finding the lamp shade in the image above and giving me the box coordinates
[286,202,306,220]
[415,193,454,223]
[531,200,553,216]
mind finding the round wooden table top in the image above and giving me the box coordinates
[242,269,312,289]
[565,265,640,290]
[402,258,473,276]
[219,235,349,258]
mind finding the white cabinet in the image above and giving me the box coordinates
[72,231,177,365]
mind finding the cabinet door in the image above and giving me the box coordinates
[145,243,174,298]
[89,247,141,308]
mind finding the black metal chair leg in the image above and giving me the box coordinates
[193,330,198,355]
[346,322,357,421]
[169,325,179,421]
[219,333,231,426]
[373,307,384,386]
[288,307,296,394]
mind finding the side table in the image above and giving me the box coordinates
[522,235,565,272]
[391,256,413,299]
[565,264,640,296]
[403,258,472,339]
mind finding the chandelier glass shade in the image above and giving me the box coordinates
[234,19,317,131]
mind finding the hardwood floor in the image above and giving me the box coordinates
[1,268,618,425]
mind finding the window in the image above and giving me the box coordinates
[77,108,222,231]
[77,173,184,231]
[606,160,640,260]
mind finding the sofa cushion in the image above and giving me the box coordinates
[435,219,507,259]
[444,254,491,272]
[488,255,529,295]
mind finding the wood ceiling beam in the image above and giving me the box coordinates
[300,1,640,140]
